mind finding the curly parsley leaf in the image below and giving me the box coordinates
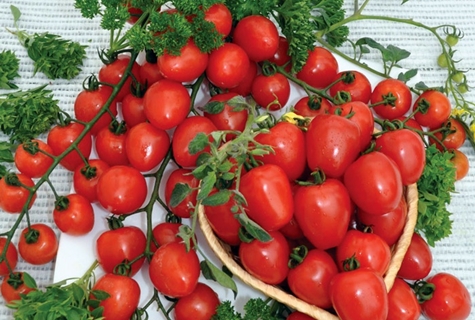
[311,0,349,47]
[0,50,20,89]
[416,144,456,246]
[212,298,284,320]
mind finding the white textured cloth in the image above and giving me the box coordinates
[0,0,474,319]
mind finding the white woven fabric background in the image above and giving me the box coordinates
[0,0,474,319]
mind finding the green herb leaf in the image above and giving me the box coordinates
[200,260,238,299]
[198,172,217,201]
[10,5,21,27]
[397,68,418,83]
[0,142,14,163]
[169,183,192,208]
[189,132,210,155]
[202,189,232,206]
[0,50,20,89]
[203,101,226,115]
[236,213,272,242]
[21,272,37,290]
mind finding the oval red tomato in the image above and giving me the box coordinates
[397,232,433,280]
[174,282,220,320]
[53,193,94,236]
[387,277,421,320]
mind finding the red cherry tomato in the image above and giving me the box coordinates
[98,54,141,102]
[0,238,18,276]
[232,15,279,62]
[387,277,421,320]
[239,231,290,285]
[151,222,185,252]
[53,193,94,236]
[413,90,451,129]
[164,168,199,219]
[174,282,220,320]
[251,72,291,111]
[329,70,372,103]
[203,3,232,38]
[296,46,339,89]
[94,124,130,166]
[228,61,258,97]
[1,272,36,304]
[293,95,332,118]
[72,159,110,203]
[268,36,292,72]
[239,164,294,231]
[371,79,412,120]
[397,232,433,280]
[430,117,467,151]
[138,61,163,87]
[206,43,250,89]
[149,242,200,298]
[18,223,58,265]
[14,139,54,178]
[121,92,147,127]
[0,173,36,214]
[96,165,147,215]
[450,149,470,181]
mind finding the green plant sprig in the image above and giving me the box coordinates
[0,50,20,89]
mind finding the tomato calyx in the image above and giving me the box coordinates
[82,74,100,92]
[260,61,278,77]
[370,92,397,108]
[54,196,70,211]
[108,119,128,136]
[23,228,40,245]
[288,245,308,269]
[342,254,361,272]
[106,216,125,230]
[411,279,436,303]
[3,172,24,187]
[21,140,40,156]
[255,113,277,130]
[5,272,25,290]
[332,90,352,104]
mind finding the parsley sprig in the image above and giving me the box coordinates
[0,50,20,89]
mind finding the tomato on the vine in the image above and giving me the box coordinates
[138,61,163,87]
[98,54,141,102]
[164,168,199,219]
[95,123,130,166]
[371,78,412,120]
[296,46,339,89]
[413,90,451,129]
[151,222,185,252]
[228,61,258,97]
[203,3,232,38]
[293,95,332,118]
[14,139,54,178]
[18,223,58,265]
[430,117,467,151]
[329,70,372,103]
[251,72,291,111]
[53,193,94,236]
[451,149,470,181]
[0,238,18,276]
[121,91,147,128]
[206,42,250,89]
[1,272,36,304]
[268,36,292,72]
[73,159,110,203]
[0,173,36,214]
[174,282,220,320]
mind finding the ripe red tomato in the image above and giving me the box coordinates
[268,36,292,72]
[296,46,339,89]
[287,248,339,309]
[203,3,232,37]
[396,116,424,131]
[232,15,279,62]
[96,226,146,277]
[96,165,147,215]
[330,268,388,320]
[73,159,110,203]
[143,79,191,130]
[336,229,391,276]
[149,242,200,298]
[151,222,185,252]
[239,164,294,231]
[138,61,163,87]
[121,92,147,128]
[430,117,466,151]
[279,216,304,240]
[287,311,315,320]
[18,223,58,265]
[239,231,290,285]
[371,79,412,120]
[206,43,250,89]
[413,90,451,129]
[0,238,18,276]
[253,121,306,181]
[330,101,374,151]
[125,122,170,172]
[98,54,141,102]
[53,193,94,235]
[306,114,361,178]
[344,151,403,215]
[451,149,470,181]
[421,273,471,320]
[357,195,407,246]
[228,61,258,97]
[329,70,372,103]
[397,232,433,280]
[251,73,291,111]
[1,272,36,304]
[74,85,118,135]
[158,39,208,83]
[14,139,54,178]
[293,95,332,118]
[91,273,140,320]
[387,277,421,320]
[95,124,129,166]
[375,128,426,185]
[164,168,199,219]
[172,116,217,168]
[0,173,36,214]
[174,282,220,320]
[47,122,92,171]
[294,178,353,250]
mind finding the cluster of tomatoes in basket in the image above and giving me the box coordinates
[0,2,472,320]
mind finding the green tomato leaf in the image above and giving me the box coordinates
[200,260,238,299]
[0,142,14,163]
[198,172,217,201]
[202,189,232,206]
[202,101,225,114]
[397,68,418,83]
[10,5,21,26]
[189,132,209,155]
[385,44,411,63]
[21,272,37,290]
[236,213,272,242]
[169,183,192,208]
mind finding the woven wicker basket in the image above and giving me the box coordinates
[197,181,418,319]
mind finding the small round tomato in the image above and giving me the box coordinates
[239,231,290,285]
[47,122,92,171]
[329,70,372,103]
[293,95,332,118]
[251,72,291,111]
[172,116,217,168]
[0,238,18,276]
[387,277,421,320]
[138,61,163,87]
[279,216,304,240]
[450,149,470,181]
[430,117,466,151]
[174,282,220,320]
[151,222,185,252]
[287,248,339,309]
[203,3,232,38]
[164,168,199,219]
[98,54,141,102]
[294,178,353,250]
[413,90,451,129]
[149,242,200,298]
[158,39,208,83]
[421,273,471,320]
[96,226,146,277]
[125,122,170,172]
[287,311,315,320]
[206,43,250,89]
[239,164,294,231]
[53,193,94,235]
[73,159,110,203]
[95,123,130,166]
[228,61,258,97]
[143,79,191,130]
[14,139,54,178]
[1,272,36,304]
[91,273,140,320]
[253,121,306,181]
[371,78,412,120]
[268,36,292,72]
[121,92,147,127]
[397,232,433,280]
[0,173,36,214]
[18,223,58,265]
[232,15,279,62]
[296,46,339,89]
[396,116,424,131]
[343,151,403,215]
[96,165,147,215]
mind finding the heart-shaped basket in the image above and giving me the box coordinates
[198,181,418,319]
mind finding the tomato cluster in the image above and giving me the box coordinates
[0,2,472,320]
